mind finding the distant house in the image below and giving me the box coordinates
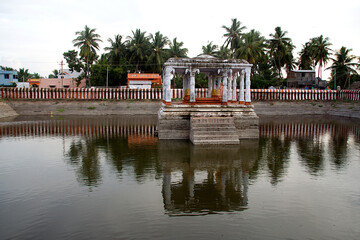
[0,67,18,86]
[28,78,86,88]
[58,69,82,79]
[127,73,162,89]
[287,70,327,89]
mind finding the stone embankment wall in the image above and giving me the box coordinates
[0,101,19,119]
[1,100,360,119]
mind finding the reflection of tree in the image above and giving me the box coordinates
[65,136,161,187]
[66,139,102,188]
[257,137,291,185]
[297,138,324,175]
[329,130,348,169]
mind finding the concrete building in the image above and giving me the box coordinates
[0,67,18,86]
[28,78,86,88]
[58,69,82,79]
[287,70,327,89]
[127,73,162,89]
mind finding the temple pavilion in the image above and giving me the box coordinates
[158,54,259,144]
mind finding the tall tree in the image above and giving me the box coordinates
[168,38,188,58]
[311,35,332,79]
[268,26,294,79]
[235,29,265,65]
[73,25,102,86]
[216,46,231,59]
[104,34,126,66]
[127,29,151,72]
[147,31,169,73]
[222,18,246,54]
[327,46,359,89]
[48,69,59,78]
[202,41,218,56]
[298,41,315,70]
[18,68,31,82]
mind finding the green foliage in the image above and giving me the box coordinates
[90,55,131,86]
[202,41,218,56]
[327,46,359,89]
[195,73,208,88]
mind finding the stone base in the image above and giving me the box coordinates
[158,103,259,143]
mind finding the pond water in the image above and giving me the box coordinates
[0,115,359,240]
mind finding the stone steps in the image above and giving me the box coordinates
[190,116,239,145]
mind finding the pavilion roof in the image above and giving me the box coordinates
[164,54,252,74]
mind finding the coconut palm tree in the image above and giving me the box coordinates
[18,68,31,82]
[216,46,232,59]
[104,34,126,65]
[168,38,188,58]
[298,41,315,70]
[202,41,218,56]
[268,26,294,79]
[222,18,246,54]
[327,46,359,89]
[127,29,151,72]
[311,35,332,79]
[235,29,265,65]
[147,31,169,73]
[73,25,102,87]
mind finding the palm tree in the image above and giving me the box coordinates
[311,35,332,79]
[73,25,102,86]
[298,41,315,70]
[147,31,169,73]
[168,38,188,58]
[48,69,59,78]
[104,34,126,65]
[216,46,231,59]
[18,68,31,82]
[268,26,294,79]
[222,18,246,54]
[202,41,218,56]
[235,29,265,65]
[327,46,359,89]
[127,29,151,72]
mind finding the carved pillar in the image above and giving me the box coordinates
[222,69,228,104]
[163,67,174,105]
[163,170,172,207]
[232,72,237,102]
[183,74,189,99]
[245,67,251,105]
[228,69,233,102]
[239,70,245,104]
[207,74,213,97]
[186,68,199,103]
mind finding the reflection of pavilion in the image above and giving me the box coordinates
[159,141,257,215]
[158,55,259,144]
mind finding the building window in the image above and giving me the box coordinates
[63,85,69,88]
[49,85,56,88]
[13,75,18,79]
[4,74,9,79]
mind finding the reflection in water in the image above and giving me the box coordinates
[0,116,359,213]
[158,142,257,215]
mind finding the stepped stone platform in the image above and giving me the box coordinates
[158,103,259,144]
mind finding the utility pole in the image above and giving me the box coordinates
[60,60,64,88]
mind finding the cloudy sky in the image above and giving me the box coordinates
[0,0,359,79]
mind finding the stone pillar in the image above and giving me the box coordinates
[239,70,245,104]
[228,69,233,102]
[222,69,228,104]
[232,72,237,102]
[245,67,251,105]
[183,74,189,99]
[186,68,199,103]
[163,67,174,105]
[207,74,213,97]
